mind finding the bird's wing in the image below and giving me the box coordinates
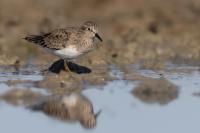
[24,28,75,50]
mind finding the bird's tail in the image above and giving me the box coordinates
[28,102,45,111]
[23,35,44,44]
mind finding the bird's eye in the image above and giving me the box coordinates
[87,28,91,31]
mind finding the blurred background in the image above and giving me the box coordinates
[0,1,200,132]
[0,0,200,68]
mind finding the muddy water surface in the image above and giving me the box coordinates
[0,65,200,133]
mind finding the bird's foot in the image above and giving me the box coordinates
[63,60,71,72]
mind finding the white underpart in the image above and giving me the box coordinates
[62,94,78,107]
[46,46,82,59]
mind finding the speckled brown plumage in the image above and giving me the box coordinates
[24,21,102,52]
[24,28,75,50]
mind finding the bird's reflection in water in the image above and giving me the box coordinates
[30,93,101,129]
[0,89,100,129]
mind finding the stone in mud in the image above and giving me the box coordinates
[132,78,178,105]
[0,55,20,65]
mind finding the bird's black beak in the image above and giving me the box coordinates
[95,33,103,42]
[94,110,102,119]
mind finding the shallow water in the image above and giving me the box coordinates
[0,65,200,133]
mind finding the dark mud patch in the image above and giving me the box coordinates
[48,59,91,74]
[193,92,200,97]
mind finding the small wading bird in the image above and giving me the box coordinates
[24,21,103,72]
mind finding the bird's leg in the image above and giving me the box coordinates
[63,59,71,72]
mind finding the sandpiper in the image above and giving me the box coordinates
[24,21,103,71]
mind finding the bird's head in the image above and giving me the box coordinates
[81,21,103,42]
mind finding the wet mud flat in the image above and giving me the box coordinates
[0,0,200,68]
[0,63,200,133]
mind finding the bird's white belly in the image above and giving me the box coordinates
[47,46,82,59]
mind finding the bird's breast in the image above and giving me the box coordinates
[52,46,82,59]
[79,39,95,52]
